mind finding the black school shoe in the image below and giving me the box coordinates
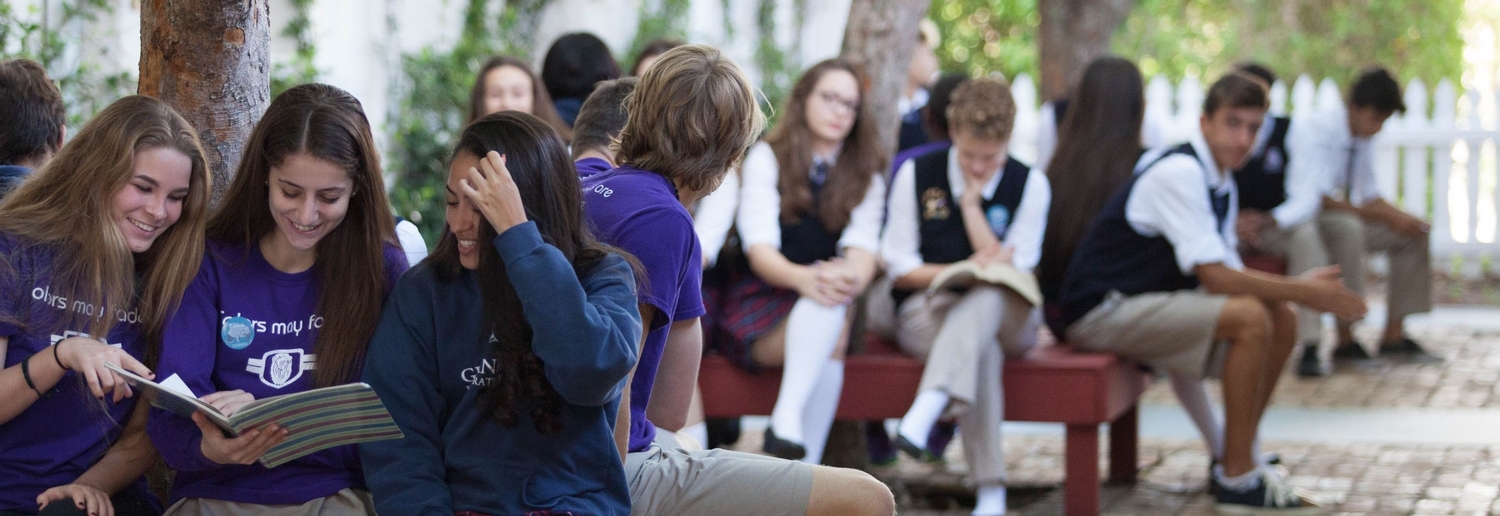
[1208,453,1283,494]
[1331,341,1372,360]
[1379,337,1443,362]
[761,427,807,460]
[1213,466,1320,515]
[1296,345,1325,377]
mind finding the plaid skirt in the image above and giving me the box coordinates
[706,268,799,373]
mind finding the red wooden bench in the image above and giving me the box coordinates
[698,336,1146,516]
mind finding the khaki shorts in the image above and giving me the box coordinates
[625,428,814,516]
[1065,290,1229,378]
[165,488,374,516]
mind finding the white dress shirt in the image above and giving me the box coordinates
[1125,130,1243,274]
[693,168,739,266]
[735,142,886,257]
[1278,109,1380,227]
[881,148,1051,279]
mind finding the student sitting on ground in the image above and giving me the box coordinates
[1283,66,1434,365]
[0,58,65,199]
[867,76,1051,516]
[147,84,409,514]
[0,95,210,516]
[572,77,637,179]
[1055,73,1367,513]
[583,45,894,516]
[362,112,640,515]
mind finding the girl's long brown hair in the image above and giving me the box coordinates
[468,56,571,142]
[206,84,397,388]
[765,59,886,231]
[1037,57,1145,298]
[429,112,621,433]
[0,96,210,365]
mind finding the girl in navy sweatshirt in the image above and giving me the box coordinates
[360,112,640,516]
[0,96,210,516]
[146,84,408,513]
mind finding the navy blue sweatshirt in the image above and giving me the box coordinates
[360,222,640,516]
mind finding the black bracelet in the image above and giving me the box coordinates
[53,340,67,370]
[20,355,44,397]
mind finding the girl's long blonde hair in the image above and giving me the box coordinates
[0,95,210,364]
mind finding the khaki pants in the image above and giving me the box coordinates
[1317,210,1433,324]
[867,277,1039,485]
[624,427,815,516]
[165,489,375,516]
[1250,221,1328,345]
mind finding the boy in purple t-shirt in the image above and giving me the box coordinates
[582,44,894,516]
[571,77,636,179]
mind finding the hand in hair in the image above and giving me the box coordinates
[55,337,153,403]
[193,411,288,465]
[460,151,530,234]
[36,483,114,516]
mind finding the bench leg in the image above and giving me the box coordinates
[1109,404,1139,483]
[1064,423,1100,516]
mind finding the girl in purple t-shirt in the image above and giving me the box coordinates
[0,96,211,516]
[146,84,408,514]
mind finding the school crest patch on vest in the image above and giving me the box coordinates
[246,349,317,389]
[921,187,950,220]
[1263,148,1285,173]
[221,316,255,350]
[986,204,1012,239]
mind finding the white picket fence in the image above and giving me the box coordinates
[1005,73,1500,277]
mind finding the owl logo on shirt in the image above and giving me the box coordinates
[246,349,316,389]
[921,187,950,220]
[1264,148,1285,173]
[986,205,1012,239]
[221,316,255,350]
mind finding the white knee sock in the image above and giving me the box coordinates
[973,483,1007,515]
[898,389,949,448]
[799,361,844,464]
[1169,373,1223,459]
[768,299,847,444]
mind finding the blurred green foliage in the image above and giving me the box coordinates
[1,0,134,128]
[932,0,1463,88]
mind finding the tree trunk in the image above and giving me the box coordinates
[139,0,271,203]
[841,0,932,162]
[834,0,930,471]
[1037,0,1134,101]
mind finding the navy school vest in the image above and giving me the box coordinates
[1234,116,1291,212]
[779,170,843,266]
[1051,143,1232,336]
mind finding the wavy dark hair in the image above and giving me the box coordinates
[429,111,618,433]
[766,58,887,231]
[207,83,397,387]
[1037,56,1144,300]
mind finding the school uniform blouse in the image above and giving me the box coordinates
[735,142,886,256]
[693,168,739,267]
[1278,109,1381,228]
[881,148,1052,280]
[1125,131,1244,274]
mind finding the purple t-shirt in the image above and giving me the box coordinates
[146,239,408,505]
[575,157,614,179]
[0,234,156,513]
[581,166,704,452]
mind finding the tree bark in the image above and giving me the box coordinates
[1037,0,1134,101]
[841,0,932,163]
[139,0,271,203]
[835,0,930,471]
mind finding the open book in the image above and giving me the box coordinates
[106,363,404,468]
[926,260,1042,306]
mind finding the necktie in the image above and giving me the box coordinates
[1344,144,1357,202]
[811,160,829,188]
